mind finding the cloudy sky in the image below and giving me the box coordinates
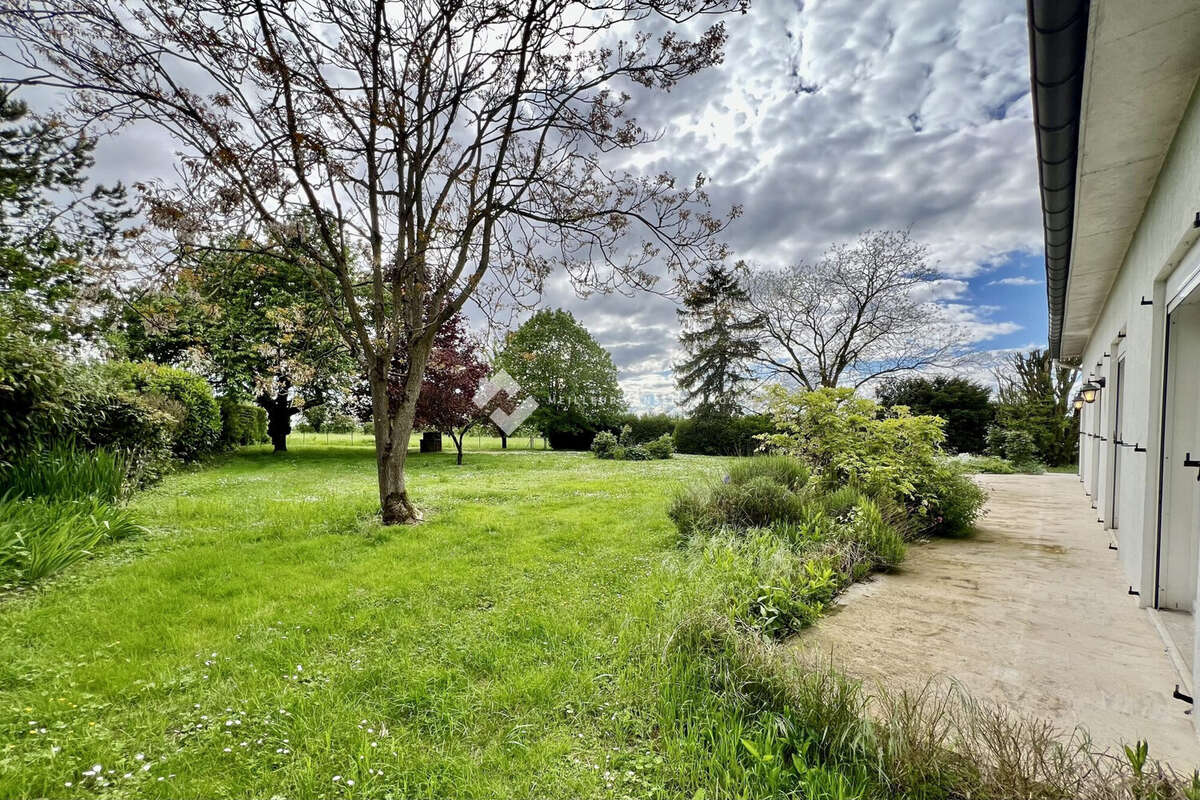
[16,0,1047,412]
[535,0,1046,411]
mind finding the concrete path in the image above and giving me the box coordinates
[796,473,1200,768]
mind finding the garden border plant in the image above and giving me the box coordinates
[650,443,1194,797]
[591,425,674,461]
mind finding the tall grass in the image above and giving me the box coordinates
[652,455,1198,797]
[0,442,129,503]
[0,494,142,584]
[0,443,138,585]
[647,614,1200,798]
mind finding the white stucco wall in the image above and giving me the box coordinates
[1073,76,1200,601]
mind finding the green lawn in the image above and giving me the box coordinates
[0,441,730,798]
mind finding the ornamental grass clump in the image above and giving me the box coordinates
[0,442,130,503]
[0,444,141,585]
[0,494,141,584]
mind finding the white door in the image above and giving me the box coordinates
[1157,299,1200,610]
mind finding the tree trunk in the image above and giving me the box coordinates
[260,391,295,453]
[448,431,464,465]
[375,427,417,523]
[369,341,433,525]
[500,432,507,449]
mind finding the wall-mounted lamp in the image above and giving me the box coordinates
[1080,378,1105,403]
[1073,394,1084,411]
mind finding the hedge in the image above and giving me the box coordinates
[100,362,222,461]
[673,413,773,456]
[221,400,268,447]
[614,412,678,444]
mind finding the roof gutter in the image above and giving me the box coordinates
[1027,0,1089,360]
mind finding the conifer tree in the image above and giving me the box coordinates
[675,265,758,416]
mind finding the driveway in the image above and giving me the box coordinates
[796,473,1200,768]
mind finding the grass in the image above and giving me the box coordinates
[0,441,1188,798]
[294,430,550,451]
[0,440,732,798]
[957,454,1049,475]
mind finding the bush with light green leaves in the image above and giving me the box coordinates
[759,386,985,537]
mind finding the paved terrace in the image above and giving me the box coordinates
[797,473,1200,768]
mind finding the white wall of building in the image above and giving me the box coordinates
[1074,77,1200,604]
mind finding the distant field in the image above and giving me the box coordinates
[288,430,550,451]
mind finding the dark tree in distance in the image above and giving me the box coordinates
[876,375,994,454]
[3,0,743,522]
[993,348,1079,466]
[675,263,758,417]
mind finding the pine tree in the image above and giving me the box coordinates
[675,265,759,417]
[1,89,133,342]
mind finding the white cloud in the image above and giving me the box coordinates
[987,275,1040,286]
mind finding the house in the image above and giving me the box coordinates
[1028,0,1200,698]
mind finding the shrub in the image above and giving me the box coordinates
[540,406,602,450]
[747,557,839,637]
[839,490,908,570]
[671,475,805,533]
[0,323,70,457]
[617,424,635,447]
[986,425,1038,467]
[760,387,986,537]
[927,463,987,537]
[62,370,178,486]
[674,413,772,456]
[0,443,128,504]
[101,362,221,461]
[957,454,1016,474]
[644,433,675,459]
[220,399,268,447]
[728,455,809,491]
[590,430,618,459]
[593,430,672,460]
[624,444,651,461]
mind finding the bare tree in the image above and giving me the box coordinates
[746,230,970,390]
[2,0,743,523]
